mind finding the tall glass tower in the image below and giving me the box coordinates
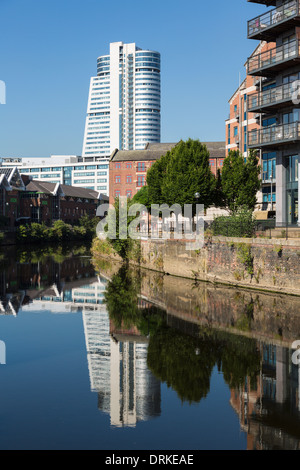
[82,42,161,158]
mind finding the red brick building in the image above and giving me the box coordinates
[0,167,108,227]
[109,142,225,204]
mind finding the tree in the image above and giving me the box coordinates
[220,150,261,213]
[147,139,216,214]
[146,151,170,206]
[105,196,134,260]
[131,185,150,209]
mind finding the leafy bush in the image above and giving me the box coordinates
[16,218,97,244]
[211,209,256,238]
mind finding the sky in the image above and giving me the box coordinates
[0,0,264,158]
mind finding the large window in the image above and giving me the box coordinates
[287,155,298,183]
[262,152,276,182]
[286,155,299,225]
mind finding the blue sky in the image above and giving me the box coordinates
[0,0,264,157]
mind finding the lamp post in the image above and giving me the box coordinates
[194,192,200,234]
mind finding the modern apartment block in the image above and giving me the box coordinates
[82,42,161,159]
[246,0,300,226]
[0,155,109,195]
[226,40,277,211]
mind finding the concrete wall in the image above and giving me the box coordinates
[137,237,300,296]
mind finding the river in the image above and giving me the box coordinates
[0,243,300,450]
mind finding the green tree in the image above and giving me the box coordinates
[163,140,216,212]
[105,196,134,261]
[146,139,216,214]
[146,151,170,205]
[220,150,261,213]
[131,185,150,209]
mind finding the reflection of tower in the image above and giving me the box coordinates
[82,286,161,428]
[110,338,161,428]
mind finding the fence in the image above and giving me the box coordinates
[209,217,298,240]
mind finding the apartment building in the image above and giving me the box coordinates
[0,155,109,195]
[82,41,161,159]
[226,40,277,211]
[246,0,300,226]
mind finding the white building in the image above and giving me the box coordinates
[82,41,161,158]
[0,155,109,195]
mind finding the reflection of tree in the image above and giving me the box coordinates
[148,327,261,404]
[211,331,261,389]
[104,265,141,329]
[103,266,261,405]
[147,327,217,404]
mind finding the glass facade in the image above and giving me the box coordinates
[286,155,299,225]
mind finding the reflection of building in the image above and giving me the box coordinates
[81,280,161,428]
[230,343,300,450]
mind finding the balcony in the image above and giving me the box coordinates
[248,121,300,148]
[248,82,299,113]
[247,39,300,76]
[248,1,300,40]
[247,0,276,5]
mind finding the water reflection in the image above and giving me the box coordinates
[1,247,300,448]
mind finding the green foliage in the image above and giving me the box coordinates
[146,139,216,212]
[105,196,135,260]
[220,150,261,213]
[131,185,150,209]
[236,243,254,275]
[211,208,256,238]
[16,217,97,245]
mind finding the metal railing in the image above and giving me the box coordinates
[248,0,300,38]
[248,82,297,111]
[247,39,300,75]
[248,121,300,147]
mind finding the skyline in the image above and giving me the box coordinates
[0,0,264,158]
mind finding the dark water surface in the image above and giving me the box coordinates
[0,244,300,450]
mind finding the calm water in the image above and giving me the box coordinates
[0,244,300,450]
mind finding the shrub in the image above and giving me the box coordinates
[211,209,256,238]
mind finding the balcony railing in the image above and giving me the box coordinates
[247,39,300,76]
[248,0,300,40]
[248,82,299,112]
[248,121,300,148]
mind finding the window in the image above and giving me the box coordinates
[287,155,298,183]
[126,163,132,169]
[137,175,145,187]
[115,175,121,184]
[234,126,238,136]
[126,190,132,198]
[115,190,121,198]
[115,163,121,169]
[137,162,146,172]
[126,175,132,184]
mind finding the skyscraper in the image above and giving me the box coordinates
[82,42,161,158]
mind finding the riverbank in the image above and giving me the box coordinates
[92,235,300,297]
